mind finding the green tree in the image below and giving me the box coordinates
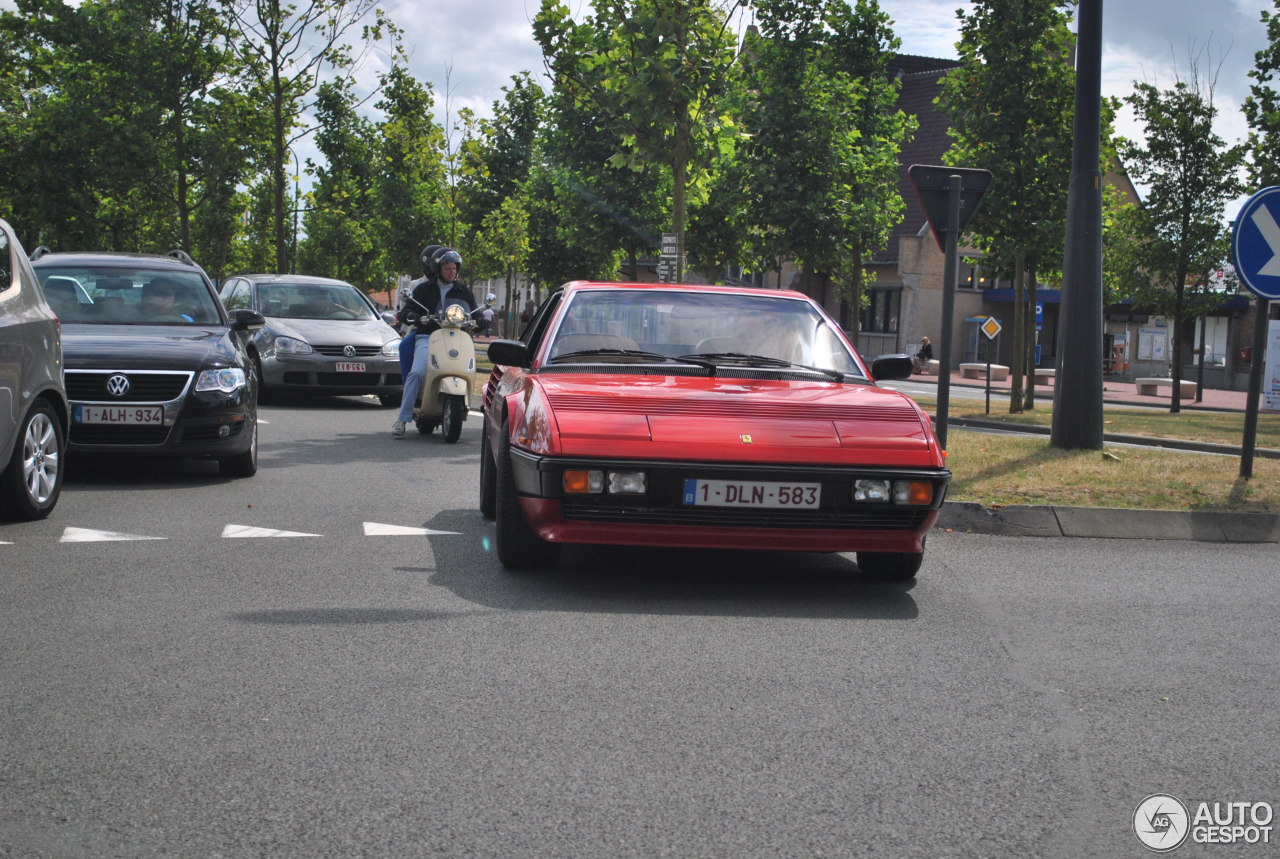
[534,0,744,281]
[1113,72,1244,413]
[1245,0,1280,186]
[230,0,386,273]
[739,0,912,327]
[298,78,381,288]
[373,64,449,279]
[938,0,1078,413]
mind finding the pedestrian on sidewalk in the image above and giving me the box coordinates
[913,336,934,374]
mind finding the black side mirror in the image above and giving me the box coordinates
[870,354,914,381]
[487,339,530,368]
[229,309,267,332]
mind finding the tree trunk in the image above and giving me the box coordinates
[1009,251,1026,414]
[1024,261,1037,410]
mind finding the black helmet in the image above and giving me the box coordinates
[434,248,462,276]
[419,244,442,276]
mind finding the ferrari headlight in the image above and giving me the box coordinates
[853,478,934,505]
[196,367,247,393]
[608,471,647,494]
[274,335,313,355]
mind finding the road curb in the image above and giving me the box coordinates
[936,502,1280,543]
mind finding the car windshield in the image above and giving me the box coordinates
[257,282,376,321]
[546,288,866,379]
[35,267,221,325]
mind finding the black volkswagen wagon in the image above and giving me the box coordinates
[30,249,266,477]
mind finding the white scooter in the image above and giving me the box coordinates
[403,301,477,443]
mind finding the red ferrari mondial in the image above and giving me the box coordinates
[480,282,950,578]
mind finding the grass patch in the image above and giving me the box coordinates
[912,398,1280,512]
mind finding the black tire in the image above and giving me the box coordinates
[494,424,560,570]
[0,400,64,521]
[478,416,496,520]
[441,396,465,443]
[218,417,258,478]
[378,392,402,408]
[856,550,923,580]
[254,358,274,406]
[415,417,435,434]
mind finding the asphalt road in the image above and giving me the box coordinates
[2,397,1277,857]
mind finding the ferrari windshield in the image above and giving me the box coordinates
[36,266,221,325]
[546,288,866,379]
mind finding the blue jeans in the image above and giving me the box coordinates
[398,334,431,422]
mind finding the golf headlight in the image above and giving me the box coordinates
[274,335,313,355]
[196,367,247,393]
[445,304,468,325]
[382,338,401,357]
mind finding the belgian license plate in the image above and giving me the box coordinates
[682,479,821,509]
[335,362,366,372]
[75,405,164,425]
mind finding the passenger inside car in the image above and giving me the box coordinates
[42,277,82,321]
[141,278,192,322]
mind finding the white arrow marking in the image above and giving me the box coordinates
[1250,204,1280,276]
[61,527,166,543]
[363,522,461,536]
[221,524,321,538]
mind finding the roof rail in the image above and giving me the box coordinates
[167,248,196,266]
[28,245,52,261]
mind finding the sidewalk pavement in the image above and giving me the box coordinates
[910,369,1280,544]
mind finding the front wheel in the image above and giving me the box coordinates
[0,400,64,521]
[378,392,402,408]
[856,550,923,580]
[440,395,465,443]
[218,418,258,478]
[494,424,560,570]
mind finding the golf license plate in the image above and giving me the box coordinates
[682,479,820,509]
[335,362,366,372]
[75,405,164,425]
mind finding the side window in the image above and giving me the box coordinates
[523,291,562,349]
[0,230,11,292]
[224,280,252,311]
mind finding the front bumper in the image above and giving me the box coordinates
[510,449,950,553]
[262,353,401,396]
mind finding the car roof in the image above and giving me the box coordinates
[235,273,358,288]
[30,250,210,277]
[557,280,812,302]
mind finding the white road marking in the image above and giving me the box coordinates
[363,522,461,536]
[60,527,166,543]
[221,524,321,538]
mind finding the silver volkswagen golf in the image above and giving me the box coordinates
[0,218,68,520]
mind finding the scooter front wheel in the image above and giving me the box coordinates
[414,416,435,434]
[441,395,465,443]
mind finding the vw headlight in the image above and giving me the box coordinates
[196,367,247,393]
[274,335,313,355]
[382,338,402,357]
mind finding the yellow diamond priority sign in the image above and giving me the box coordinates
[980,316,1002,340]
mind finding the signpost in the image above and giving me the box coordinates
[907,165,993,448]
[659,232,680,284]
[980,316,1002,415]
[1231,186,1280,479]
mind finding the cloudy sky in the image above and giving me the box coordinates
[373,0,1273,214]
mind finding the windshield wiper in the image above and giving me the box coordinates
[678,352,847,382]
[550,348,716,369]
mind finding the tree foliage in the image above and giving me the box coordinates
[1112,72,1244,412]
[938,0,1078,413]
[1245,0,1280,186]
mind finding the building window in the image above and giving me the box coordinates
[860,287,900,333]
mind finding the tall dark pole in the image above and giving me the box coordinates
[1240,299,1270,479]
[1051,0,1105,449]
[934,175,963,449]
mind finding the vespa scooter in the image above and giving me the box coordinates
[403,301,476,443]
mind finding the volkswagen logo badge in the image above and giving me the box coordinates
[343,345,357,358]
[106,374,131,397]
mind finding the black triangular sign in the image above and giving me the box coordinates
[907,165,993,252]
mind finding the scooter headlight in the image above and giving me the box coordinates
[444,304,468,325]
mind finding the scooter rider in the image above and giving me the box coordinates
[393,248,478,438]
[398,245,442,382]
